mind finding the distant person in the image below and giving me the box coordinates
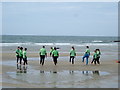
[91,49,97,65]
[23,48,28,65]
[19,47,23,65]
[69,46,76,64]
[39,46,47,66]
[96,49,101,64]
[16,46,20,64]
[50,47,54,57]
[82,46,90,65]
[52,47,59,65]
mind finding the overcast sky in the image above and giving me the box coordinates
[2,2,118,36]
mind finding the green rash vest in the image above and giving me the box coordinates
[16,49,20,56]
[23,51,27,58]
[96,51,101,57]
[85,49,90,55]
[52,50,59,57]
[19,50,23,57]
[70,49,76,56]
[40,48,47,55]
[93,52,97,59]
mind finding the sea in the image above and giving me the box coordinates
[1,35,118,57]
[1,35,118,46]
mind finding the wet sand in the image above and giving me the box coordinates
[1,51,119,88]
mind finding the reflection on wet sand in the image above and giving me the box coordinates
[82,71,100,76]
[16,65,104,77]
[16,64,27,73]
[40,70,44,73]
[82,71,89,75]
[69,71,74,74]
[50,71,57,74]
[40,70,101,76]
[92,71,100,75]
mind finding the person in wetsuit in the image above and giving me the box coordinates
[82,46,90,65]
[52,47,59,65]
[39,46,47,66]
[23,48,28,65]
[16,46,20,64]
[69,46,76,64]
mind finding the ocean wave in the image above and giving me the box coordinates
[1,43,27,46]
[1,43,71,46]
[55,43,71,45]
[92,40,103,43]
[74,43,117,46]
[1,43,52,46]
[34,43,54,46]
[1,42,117,46]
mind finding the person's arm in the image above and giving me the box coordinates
[93,54,95,59]
[99,51,101,55]
[16,50,19,54]
[52,51,54,57]
[50,50,52,56]
[16,52,19,54]
[70,50,72,56]
[75,52,76,56]
[45,50,47,57]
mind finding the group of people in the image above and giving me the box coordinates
[16,46,101,66]
[16,46,28,65]
[39,46,59,65]
[82,46,101,65]
[91,49,101,65]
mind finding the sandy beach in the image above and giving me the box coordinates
[1,50,119,88]
[1,1,119,88]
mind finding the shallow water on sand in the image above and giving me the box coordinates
[2,60,118,88]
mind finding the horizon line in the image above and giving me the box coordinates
[1,34,118,37]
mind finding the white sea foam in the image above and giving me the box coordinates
[74,43,117,47]
[1,42,117,47]
[92,40,103,43]
[1,43,33,46]
[34,43,54,46]
[54,43,71,45]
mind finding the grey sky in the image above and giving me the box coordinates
[2,2,118,36]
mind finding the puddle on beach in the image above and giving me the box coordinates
[3,64,112,88]
[2,60,118,88]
